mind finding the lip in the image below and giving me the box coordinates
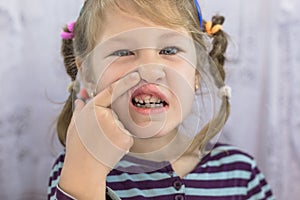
[129,84,169,115]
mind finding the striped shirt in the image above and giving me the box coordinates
[48,143,274,200]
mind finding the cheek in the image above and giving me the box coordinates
[95,63,133,92]
[167,61,196,89]
[166,66,195,117]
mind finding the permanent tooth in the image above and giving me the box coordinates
[135,97,139,103]
[139,99,144,104]
[137,103,141,107]
[150,104,155,108]
[144,95,151,100]
[145,99,150,104]
[150,96,158,103]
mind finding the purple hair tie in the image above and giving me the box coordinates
[61,22,75,40]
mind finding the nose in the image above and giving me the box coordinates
[137,64,166,83]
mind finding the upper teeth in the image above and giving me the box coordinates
[133,95,165,108]
[134,95,162,104]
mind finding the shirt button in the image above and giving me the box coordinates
[173,180,183,190]
[174,194,184,200]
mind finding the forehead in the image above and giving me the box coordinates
[99,28,193,49]
[97,1,190,42]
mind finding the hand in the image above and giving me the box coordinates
[59,72,140,199]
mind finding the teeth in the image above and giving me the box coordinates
[133,95,166,108]
[135,103,164,108]
[136,96,163,104]
[150,96,158,103]
[144,95,151,100]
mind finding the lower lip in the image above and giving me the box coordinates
[130,102,169,115]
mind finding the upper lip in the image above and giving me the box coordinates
[130,84,168,103]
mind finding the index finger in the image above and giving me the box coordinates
[94,72,140,107]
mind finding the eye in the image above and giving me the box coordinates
[110,49,135,57]
[159,47,180,55]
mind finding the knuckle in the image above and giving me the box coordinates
[118,137,133,151]
[113,129,133,151]
[95,107,111,120]
[105,85,114,97]
[123,134,134,147]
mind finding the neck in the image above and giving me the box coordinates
[129,129,195,162]
[171,150,201,178]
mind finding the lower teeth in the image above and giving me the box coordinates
[135,103,164,108]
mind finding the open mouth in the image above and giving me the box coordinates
[132,95,168,108]
[130,84,169,113]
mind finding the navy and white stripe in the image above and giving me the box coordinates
[48,144,274,200]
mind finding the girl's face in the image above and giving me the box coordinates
[86,5,198,139]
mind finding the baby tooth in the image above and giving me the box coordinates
[144,95,151,100]
[156,104,162,108]
[145,99,150,104]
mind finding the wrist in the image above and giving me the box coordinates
[59,173,106,200]
[59,162,108,199]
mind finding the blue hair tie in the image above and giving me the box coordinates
[194,0,203,28]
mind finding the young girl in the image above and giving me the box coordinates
[48,0,274,199]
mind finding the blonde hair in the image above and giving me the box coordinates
[58,0,230,154]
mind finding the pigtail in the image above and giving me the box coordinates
[206,14,230,118]
[188,15,231,154]
[57,25,78,146]
[204,15,227,87]
[204,15,230,148]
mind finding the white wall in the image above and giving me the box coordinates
[0,0,299,199]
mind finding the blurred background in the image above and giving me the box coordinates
[0,0,299,199]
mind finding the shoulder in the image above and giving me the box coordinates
[51,151,66,168]
[48,151,66,198]
[195,143,259,179]
[49,151,66,178]
[202,143,256,167]
[196,143,274,199]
